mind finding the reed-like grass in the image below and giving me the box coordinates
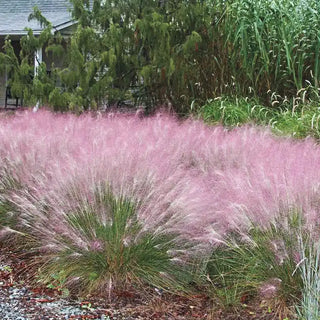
[175,0,320,109]
[219,0,320,100]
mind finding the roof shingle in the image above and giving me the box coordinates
[0,0,73,35]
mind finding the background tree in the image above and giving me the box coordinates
[1,0,320,114]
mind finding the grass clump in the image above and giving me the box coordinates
[37,184,192,296]
[205,213,305,316]
[0,165,26,236]
[271,103,320,139]
[199,96,320,139]
[198,97,276,126]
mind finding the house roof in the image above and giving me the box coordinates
[0,0,75,36]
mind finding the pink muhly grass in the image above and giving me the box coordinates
[259,278,282,299]
[1,110,320,254]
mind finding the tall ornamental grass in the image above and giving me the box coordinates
[206,212,304,316]
[1,110,320,306]
[222,0,320,99]
[36,184,192,295]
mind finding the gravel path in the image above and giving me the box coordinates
[0,261,130,320]
[0,285,109,319]
[0,249,209,320]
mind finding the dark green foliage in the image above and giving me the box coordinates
[2,0,320,113]
[62,0,219,112]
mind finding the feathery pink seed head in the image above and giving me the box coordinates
[0,110,320,253]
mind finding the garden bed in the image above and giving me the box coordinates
[0,110,320,319]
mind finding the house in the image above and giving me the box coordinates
[0,0,76,108]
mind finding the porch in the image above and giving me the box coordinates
[0,37,55,109]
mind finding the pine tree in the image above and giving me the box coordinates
[1,0,223,113]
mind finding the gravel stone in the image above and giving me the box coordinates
[0,283,106,319]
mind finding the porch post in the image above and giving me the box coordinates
[33,47,42,112]
[34,47,42,76]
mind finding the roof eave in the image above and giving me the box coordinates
[0,30,42,36]
[53,20,77,32]
[0,20,76,37]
